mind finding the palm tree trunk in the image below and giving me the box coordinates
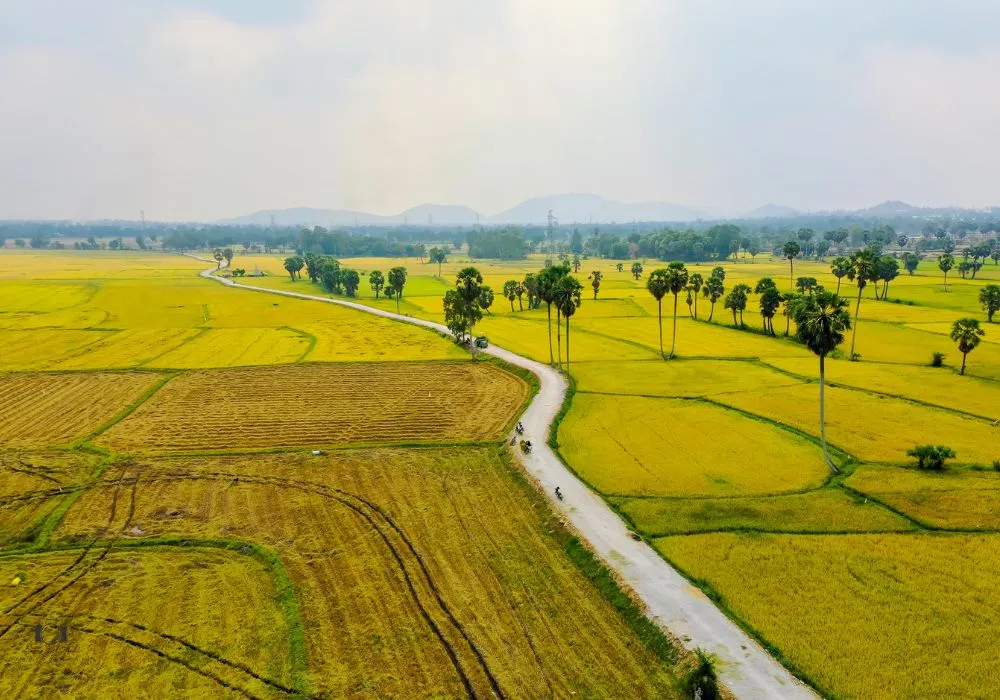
[669,294,678,359]
[556,306,562,370]
[944,272,949,291]
[961,352,967,375]
[657,298,664,359]
[836,277,842,295]
[546,302,554,365]
[819,354,839,472]
[694,294,698,320]
[789,258,794,291]
[850,285,863,358]
[708,301,715,322]
[566,316,571,370]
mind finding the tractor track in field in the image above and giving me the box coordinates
[196,259,820,700]
[130,468,506,699]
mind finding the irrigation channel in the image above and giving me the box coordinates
[194,257,818,700]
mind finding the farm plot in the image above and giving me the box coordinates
[846,465,1000,529]
[49,329,201,370]
[656,532,1000,699]
[0,545,297,699]
[99,362,529,452]
[613,489,913,535]
[716,384,1000,465]
[572,358,802,397]
[0,372,160,447]
[53,448,681,698]
[0,452,100,546]
[557,394,828,497]
[145,328,310,368]
[0,329,107,371]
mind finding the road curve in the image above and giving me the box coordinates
[195,261,819,700]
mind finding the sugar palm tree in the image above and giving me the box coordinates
[688,273,704,319]
[793,290,851,472]
[646,269,670,359]
[830,256,851,295]
[950,318,985,375]
[554,276,583,370]
[847,247,877,359]
[664,261,689,359]
[782,240,801,291]
[537,265,569,366]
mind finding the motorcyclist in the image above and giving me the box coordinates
[554,486,563,501]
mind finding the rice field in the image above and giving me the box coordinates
[0,372,160,447]
[99,362,529,452]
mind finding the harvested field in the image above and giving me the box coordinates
[0,545,297,698]
[0,372,160,447]
[52,448,680,698]
[99,362,529,452]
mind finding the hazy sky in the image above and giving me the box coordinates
[1,0,998,221]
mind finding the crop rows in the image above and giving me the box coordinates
[99,363,529,451]
[0,372,158,447]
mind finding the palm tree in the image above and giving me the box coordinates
[702,276,725,322]
[456,267,483,354]
[554,276,583,370]
[846,247,877,359]
[950,318,985,375]
[688,273,704,319]
[646,269,670,359]
[503,279,518,311]
[588,270,603,300]
[782,240,801,291]
[387,266,407,314]
[369,270,385,298]
[938,253,955,291]
[830,257,851,295]
[537,265,568,366]
[792,290,851,472]
[664,261,689,359]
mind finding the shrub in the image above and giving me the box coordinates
[907,445,957,470]
[930,352,946,367]
[993,460,1000,472]
[681,648,720,700]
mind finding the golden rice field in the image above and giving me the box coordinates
[656,533,1000,699]
[557,394,828,497]
[4,248,1000,699]
[47,448,680,698]
[0,372,159,447]
[99,362,528,452]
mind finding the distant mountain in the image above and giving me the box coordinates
[221,204,481,227]
[743,203,800,219]
[488,193,705,225]
[857,200,922,217]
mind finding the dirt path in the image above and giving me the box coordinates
[194,260,818,700]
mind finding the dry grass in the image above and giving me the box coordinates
[52,448,680,698]
[99,362,528,452]
[0,372,160,447]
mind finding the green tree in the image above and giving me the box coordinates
[428,247,448,277]
[369,270,385,298]
[688,273,704,319]
[503,279,519,311]
[523,273,539,310]
[907,445,956,471]
[588,270,603,299]
[792,290,852,471]
[572,254,581,273]
[938,253,955,291]
[443,289,471,342]
[570,229,584,254]
[223,247,234,267]
[754,278,779,335]
[847,247,877,359]
[319,258,342,293]
[663,261,689,359]
[902,253,920,276]
[515,281,525,311]
[980,285,1000,322]
[795,277,819,295]
[304,253,321,283]
[873,256,900,299]
[702,276,725,322]
[782,240,801,290]
[388,266,407,314]
[283,256,303,281]
[631,261,644,280]
[537,265,570,366]
[456,267,485,354]
[830,255,851,294]
[478,285,494,315]
[724,283,751,327]
[646,269,671,359]
[554,276,583,370]
[342,269,361,297]
[950,318,985,375]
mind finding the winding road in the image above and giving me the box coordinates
[195,258,818,700]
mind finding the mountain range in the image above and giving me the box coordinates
[220,196,999,227]
[220,194,707,227]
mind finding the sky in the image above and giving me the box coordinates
[1,0,998,221]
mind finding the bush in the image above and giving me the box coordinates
[681,648,720,700]
[993,460,1000,472]
[907,445,957,470]
[930,352,946,367]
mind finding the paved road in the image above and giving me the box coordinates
[196,261,819,700]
